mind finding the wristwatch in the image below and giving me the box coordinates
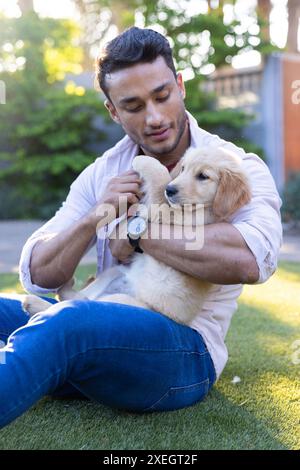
[127,215,148,254]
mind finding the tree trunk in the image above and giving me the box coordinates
[18,0,34,14]
[257,0,271,42]
[207,0,226,12]
[287,0,300,53]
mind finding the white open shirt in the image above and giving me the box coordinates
[19,111,283,380]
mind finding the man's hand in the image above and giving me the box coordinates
[109,237,134,264]
[103,170,143,213]
[30,169,143,288]
[87,170,143,228]
[109,218,134,264]
[139,222,259,284]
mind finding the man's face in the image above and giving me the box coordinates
[104,56,188,158]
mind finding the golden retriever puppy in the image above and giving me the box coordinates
[22,146,251,325]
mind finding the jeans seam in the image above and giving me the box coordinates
[78,347,209,355]
[143,377,210,412]
[168,378,210,394]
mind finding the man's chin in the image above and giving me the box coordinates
[142,138,178,157]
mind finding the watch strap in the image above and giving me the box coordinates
[127,234,143,253]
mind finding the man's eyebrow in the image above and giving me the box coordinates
[152,81,172,94]
[119,81,172,105]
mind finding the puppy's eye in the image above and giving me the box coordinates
[196,172,209,181]
[181,166,185,172]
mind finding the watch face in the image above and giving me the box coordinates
[128,216,147,239]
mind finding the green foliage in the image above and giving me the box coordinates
[138,2,273,156]
[185,80,265,159]
[72,1,277,160]
[281,172,300,222]
[136,2,278,70]
[184,76,260,152]
[0,12,106,219]
[0,2,278,220]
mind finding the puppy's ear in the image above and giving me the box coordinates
[212,169,251,221]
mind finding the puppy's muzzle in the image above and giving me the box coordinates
[165,184,178,197]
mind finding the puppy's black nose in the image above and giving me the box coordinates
[165,185,178,197]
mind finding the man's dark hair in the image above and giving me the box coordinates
[96,27,177,99]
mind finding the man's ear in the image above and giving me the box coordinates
[176,72,186,100]
[104,99,121,124]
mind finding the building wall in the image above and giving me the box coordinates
[261,54,285,191]
[282,54,300,176]
[203,53,300,192]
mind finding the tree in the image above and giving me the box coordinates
[0,12,107,219]
[287,0,300,53]
[256,0,271,43]
[1,0,276,218]
[255,0,299,54]
[71,0,137,69]
[18,0,34,14]
[70,0,272,155]
[137,0,273,154]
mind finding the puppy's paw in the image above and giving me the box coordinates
[83,275,96,288]
[22,295,52,317]
[133,156,171,193]
[133,155,166,176]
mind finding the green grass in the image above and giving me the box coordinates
[0,261,299,450]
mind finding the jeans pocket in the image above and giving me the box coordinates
[143,378,210,413]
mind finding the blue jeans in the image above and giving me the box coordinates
[0,294,216,428]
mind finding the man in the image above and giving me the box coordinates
[0,27,282,427]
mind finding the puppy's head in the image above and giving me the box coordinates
[165,146,251,221]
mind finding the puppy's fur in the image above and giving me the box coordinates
[22,146,251,325]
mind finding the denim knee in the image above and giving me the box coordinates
[28,299,106,341]
[31,299,89,321]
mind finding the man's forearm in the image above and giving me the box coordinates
[29,167,143,289]
[30,215,98,289]
[140,222,259,285]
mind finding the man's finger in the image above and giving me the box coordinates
[119,169,141,179]
[128,205,141,217]
[114,183,143,196]
[115,175,142,185]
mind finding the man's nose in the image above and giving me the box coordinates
[165,185,178,197]
[145,103,163,127]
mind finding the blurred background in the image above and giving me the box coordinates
[0,4,299,449]
[0,0,299,223]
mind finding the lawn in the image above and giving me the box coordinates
[0,261,299,450]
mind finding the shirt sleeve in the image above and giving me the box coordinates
[19,160,104,295]
[226,147,283,284]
